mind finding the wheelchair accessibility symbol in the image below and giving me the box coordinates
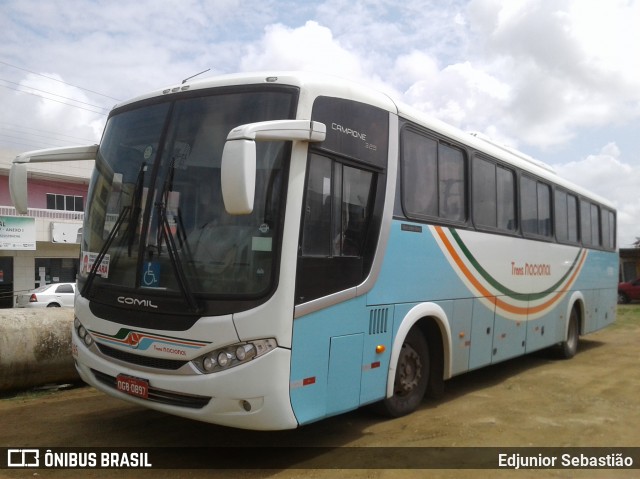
[142,261,160,287]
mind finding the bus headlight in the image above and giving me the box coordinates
[203,356,215,372]
[74,317,94,347]
[217,351,231,367]
[193,339,276,374]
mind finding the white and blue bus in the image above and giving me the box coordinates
[10,72,618,430]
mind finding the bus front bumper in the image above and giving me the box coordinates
[72,331,298,431]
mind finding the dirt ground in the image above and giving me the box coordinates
[1,305,639,479]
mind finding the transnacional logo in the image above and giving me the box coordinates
[126,332,142,349]
[88,328,211,354]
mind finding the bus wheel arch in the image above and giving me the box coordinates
[381,303,451,416]
[378,326,430,417]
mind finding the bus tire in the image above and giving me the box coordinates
[618,292,630,304]
[379,328,429,417]
[559,308,579,359]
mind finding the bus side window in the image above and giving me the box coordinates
[521,176,551,237]
[401,129,467,224]
[297,153,375,303]
[301,156,332,256]
[402,131,437,218]
[601,208,615,250]
[438,143,466,222]
[339,166,373,256]
[301,154,373,258]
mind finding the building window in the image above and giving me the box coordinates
[34,258,79,287]
[46,194,84,212]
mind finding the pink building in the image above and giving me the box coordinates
[0,156,92,307]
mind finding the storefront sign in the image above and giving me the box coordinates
[51,222,82,243]
[0,216,36,250]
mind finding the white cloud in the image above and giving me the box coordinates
[239,21,366,80]
[392,51,441,90]
[402,60,512,139]
[461,0,640,148]
[0,73,104,153]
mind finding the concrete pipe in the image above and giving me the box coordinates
[0,308,80,392]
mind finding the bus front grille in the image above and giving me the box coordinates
[96,343,188,370]
[91,369,211,409]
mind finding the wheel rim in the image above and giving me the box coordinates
[394,344,423,397]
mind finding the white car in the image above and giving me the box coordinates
[16,283,76,308]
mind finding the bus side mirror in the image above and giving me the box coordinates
[221,120,326,215]
[221,139,256,215]
[9,163,28,214]
[9,144,98,214]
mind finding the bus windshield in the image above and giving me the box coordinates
[79,88,295,306]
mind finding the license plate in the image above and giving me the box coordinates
[116,374,149,399]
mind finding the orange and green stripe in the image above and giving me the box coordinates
[433,226,587,318]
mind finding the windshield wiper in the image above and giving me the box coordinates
[157,205,200,312]
[153,157,201,313]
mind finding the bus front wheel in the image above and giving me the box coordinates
[379,328,429,417]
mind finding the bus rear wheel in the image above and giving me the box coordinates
[379,328,429,417]
[559,308,579,359]
[618,292,630,304]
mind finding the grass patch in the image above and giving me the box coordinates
[615,304,640,328]
[0,383,81,401]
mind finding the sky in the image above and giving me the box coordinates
[1,0,639,247]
